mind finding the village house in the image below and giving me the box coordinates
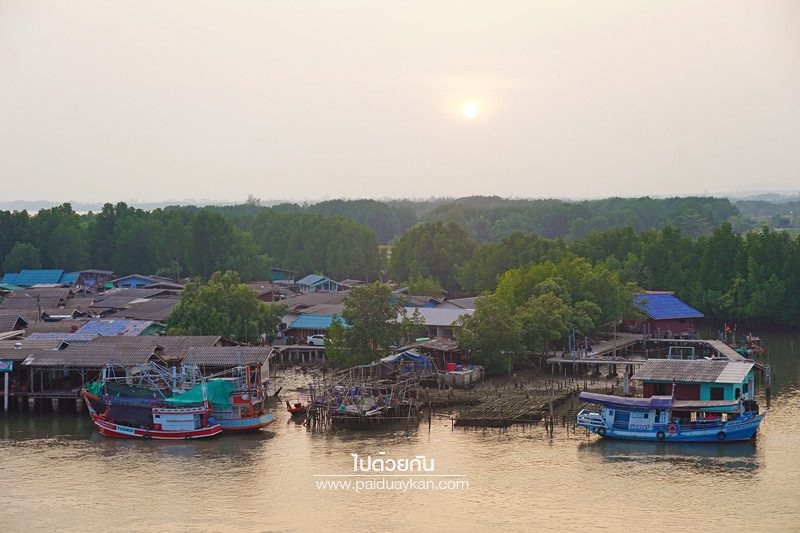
[1,269,81,288]
[270,267,295,284]
[296,274,342,293]
[631,291,704,339]
[110,274,175,289]
[633,359,756,403]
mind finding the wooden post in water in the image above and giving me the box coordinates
[3,373,8,413]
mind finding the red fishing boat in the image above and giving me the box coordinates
[286,399,307,417]
[82,386,222,440]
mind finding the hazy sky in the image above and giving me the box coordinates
[1,1,798,203]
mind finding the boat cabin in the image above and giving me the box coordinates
[632,359,756,410]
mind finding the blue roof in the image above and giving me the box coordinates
[288,315,347,330]
[26,332,96,342]
[74,319,156,336]
[633,293,704,320]
[61,272,80,285]
[1,269,81,287]
[1,273,20,285]
[297,274,329,286]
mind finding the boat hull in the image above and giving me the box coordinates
[583,414,765,442]
[218,413,274,431]
[93,417,223,439]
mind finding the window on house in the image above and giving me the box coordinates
[654,383,668,395]
[735,388,741,399]
[710,387,725,400]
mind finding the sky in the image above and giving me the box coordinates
[1,1,798,204]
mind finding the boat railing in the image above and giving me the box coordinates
[576,409,605,428]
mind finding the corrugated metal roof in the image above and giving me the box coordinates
[21,344,163,367]
[8,287,73,299]
[74,319,155,336]
[715,361,756,383]
[25,320,87,334]
[0,296,63,309]
[632,359,754,384]
[15,269,65,287]
[1,273,21,285]
[114,298,180,322]
[26,332,96,342]
[284,291,348,311]
[0,315,28,333]
[633,293,704,320]
[61,272,80,285]
[184,346,273,366]
[400,307,474,327]
[88,335,221,357]
[299,304,346,316]
[297,274,328,286]
[288,314,346,330]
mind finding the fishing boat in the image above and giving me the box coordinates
[286,399,307,417]
[176,364,274,431]
[576,392,765,442]
[82,381,222,440]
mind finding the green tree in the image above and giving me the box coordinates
[48,224,88,271]
[167,271,286,343]
[391,221,476,293]
[3,242,42,272]
[406,274,444,297]
[324,282,404,366]
[455,295,523,372]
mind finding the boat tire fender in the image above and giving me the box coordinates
[656,431,665,441]
[717,431,726,441]
[597,427,606,437]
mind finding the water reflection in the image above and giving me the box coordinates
[578,437,760,475]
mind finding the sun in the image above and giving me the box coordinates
[462,102,479,119]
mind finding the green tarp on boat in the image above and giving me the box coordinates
[85,381,102,397]
[164,380,234,407]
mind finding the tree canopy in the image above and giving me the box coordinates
[167,271,286,343]
[325,282,422,367]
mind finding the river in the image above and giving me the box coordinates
[1,332,798,532]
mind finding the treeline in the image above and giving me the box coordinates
[0,203,381,281]
[390,221,800,327]
[456,257,635,371]
[418,196,740,242]
[201,195,749,244]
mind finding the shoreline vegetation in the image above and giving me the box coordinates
[1,197,798,351]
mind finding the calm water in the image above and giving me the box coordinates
[1,333,799,532]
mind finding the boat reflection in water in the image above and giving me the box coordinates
[577,437,760,474]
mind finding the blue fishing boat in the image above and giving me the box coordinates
[576,392,764,442]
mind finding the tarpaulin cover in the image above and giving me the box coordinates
[165,379,234,407]
[85,381,102,397]
[380,351,433,371]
